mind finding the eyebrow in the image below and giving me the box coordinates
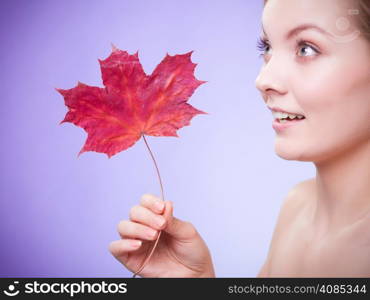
[262,23,333,40]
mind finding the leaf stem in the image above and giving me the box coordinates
[132,134,165,278]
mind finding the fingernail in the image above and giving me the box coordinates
[156,216,165,227]
[130,240,142,247]
[155,201,164,212]
[147,229,157,239]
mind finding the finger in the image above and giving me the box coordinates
[117,220,159,241]
[108,239,143,264]
[129,205,166,230]
[162,201,198,240]
[140,193,165,214]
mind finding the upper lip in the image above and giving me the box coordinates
[267,106,305,116]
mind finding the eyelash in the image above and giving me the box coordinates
[256,36,320,60]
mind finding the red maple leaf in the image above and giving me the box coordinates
[56,45,207,158]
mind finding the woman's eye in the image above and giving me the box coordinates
[257,37,320,60]
[297,42,319,57]
[256,37,270,57]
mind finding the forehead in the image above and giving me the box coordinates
[262,0,357,37]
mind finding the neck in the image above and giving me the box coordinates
[311,139,370,235]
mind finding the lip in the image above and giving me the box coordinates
[272,118,305,132]
[268,106,304,116]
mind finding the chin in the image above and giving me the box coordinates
[274,141,344,164]
[274,141,315,162]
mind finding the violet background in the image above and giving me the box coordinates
[0,0,314,277]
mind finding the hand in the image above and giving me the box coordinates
[109,193,215,277]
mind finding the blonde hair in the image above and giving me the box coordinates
[263,0,370,43]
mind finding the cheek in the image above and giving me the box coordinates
[290,62,345,155]
[280,60,370,161]
[296,60,370,134]
[295,59,346,115]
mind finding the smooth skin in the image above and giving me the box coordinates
[255,0,370,277]
[108,194,215,277]
[109,0,370,277]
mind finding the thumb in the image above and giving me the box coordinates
[161,200,197,241]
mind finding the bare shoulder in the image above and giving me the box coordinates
[287,177,315,202]
[277,177,315,226]
[257,178,315,277]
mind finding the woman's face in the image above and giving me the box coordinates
[255,0,370,163]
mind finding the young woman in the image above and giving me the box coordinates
[108,0,370,277]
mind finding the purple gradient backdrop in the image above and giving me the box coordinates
[0,0,314,277]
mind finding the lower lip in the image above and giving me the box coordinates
[272,118,305,132]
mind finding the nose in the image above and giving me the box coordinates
[255,56,287,102]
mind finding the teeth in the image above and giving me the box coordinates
[280,119,288,123]
[272,111,305,120]
[272,112,288,119]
